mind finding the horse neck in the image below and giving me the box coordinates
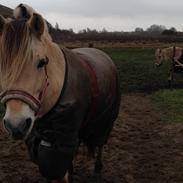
[38,40,65,116]
[162,48,173,60]
[168,47,180,59]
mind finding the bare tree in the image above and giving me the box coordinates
[55,22,60,30]
[135,27,144,33]
[146,24,166,33]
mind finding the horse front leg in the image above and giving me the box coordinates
[50,167,73,183]
[94,146,103,178]
[50,173,69,183]
[168,74,172,88]
[168,69,174,89]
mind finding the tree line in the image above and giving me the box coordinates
[48,22,181,43]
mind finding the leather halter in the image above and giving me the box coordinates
[0,57,49,114]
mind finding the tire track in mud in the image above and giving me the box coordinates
[1,94,183,183]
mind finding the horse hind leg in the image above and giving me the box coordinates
[168,77,172,89]
[168,71,174,89]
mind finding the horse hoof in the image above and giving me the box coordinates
[91,173,102,182]
[50,179,69,183]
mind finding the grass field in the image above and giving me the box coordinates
[103,48,172,93]
[152,89,183,122]
[102,47,183,123]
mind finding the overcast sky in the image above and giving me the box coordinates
[1,0,183,32]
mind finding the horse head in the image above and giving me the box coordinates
[155,48,164,67]
[0,5,65,140]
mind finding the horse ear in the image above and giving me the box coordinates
[14,4,32,20]
[0,15,6,35]
[29,13,44,38]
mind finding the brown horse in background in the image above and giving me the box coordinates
[155,46,183,87]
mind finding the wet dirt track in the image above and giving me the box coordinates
[1,94,183,183]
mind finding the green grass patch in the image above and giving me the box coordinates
[103,48,183,93]
[152,89,183,123]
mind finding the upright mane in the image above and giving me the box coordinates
[0,19,32,89]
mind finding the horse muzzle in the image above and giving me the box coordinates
[3,117,32,140]
[0,90,37,140]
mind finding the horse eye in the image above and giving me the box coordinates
[37,58,48,69]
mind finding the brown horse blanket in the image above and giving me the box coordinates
[26,47,120,180]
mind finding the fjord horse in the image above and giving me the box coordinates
[0,4,120,183]
[155,46,183,87]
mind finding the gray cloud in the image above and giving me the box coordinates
[1,0,183,31]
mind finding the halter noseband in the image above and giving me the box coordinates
[0,58,49,114]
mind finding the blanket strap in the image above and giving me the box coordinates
[79,56,100,126]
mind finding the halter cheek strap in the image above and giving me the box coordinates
[0,58,50,114]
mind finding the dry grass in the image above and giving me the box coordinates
[61,41,183,49]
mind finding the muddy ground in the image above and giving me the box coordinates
[1,93,183,183]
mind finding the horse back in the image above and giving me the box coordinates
[73,48,118,98]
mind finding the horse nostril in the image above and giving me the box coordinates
[24,118,32,132]
[26,118,32,124]
[3,119,7,129]
[3,119,12,133]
